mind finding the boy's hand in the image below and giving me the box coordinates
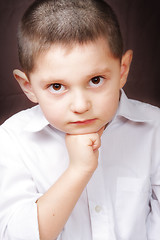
[65,127,104,175]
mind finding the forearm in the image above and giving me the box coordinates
[37,166,93,240]
[37,130,103,240]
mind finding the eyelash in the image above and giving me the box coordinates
[89,76,104,88]
[48,76,104,94]
[48,83,66,94]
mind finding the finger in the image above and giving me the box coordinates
[91,134,101,151]
[97,126,105,137]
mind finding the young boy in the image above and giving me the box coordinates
[0,0,160,239]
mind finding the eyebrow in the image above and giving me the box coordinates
[85,67,112,79]
[40,77,68,86]
[40,67,112,85]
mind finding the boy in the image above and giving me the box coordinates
[0,0,160,239]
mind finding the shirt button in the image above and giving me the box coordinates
[95,205,102,213]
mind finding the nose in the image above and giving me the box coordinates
[70,90,91,114]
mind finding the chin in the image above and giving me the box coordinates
[66,126,102,135]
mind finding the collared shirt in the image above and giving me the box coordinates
[0,90,160,240]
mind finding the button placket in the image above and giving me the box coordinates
[95,205,102,213]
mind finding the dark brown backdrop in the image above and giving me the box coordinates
[0,0,160,124]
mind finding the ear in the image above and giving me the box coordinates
[13,69,38,103]
[120,50,133,89]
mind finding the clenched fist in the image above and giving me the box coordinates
[65,128,104,175]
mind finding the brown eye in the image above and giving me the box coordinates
[91,77,101,84]
[49,83,65,93]
[89,76,104,87]
[52,83,61,90]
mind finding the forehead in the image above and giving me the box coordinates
[33,38,115,67]
[30,37,120,81]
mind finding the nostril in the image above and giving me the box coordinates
[70,99,91,114]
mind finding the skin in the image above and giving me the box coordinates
[14,37,132,240]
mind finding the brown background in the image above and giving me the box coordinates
[0,0,160,124]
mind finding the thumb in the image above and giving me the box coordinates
[90,133,101,152]
[97,126,105,138]
[91,126,105,151]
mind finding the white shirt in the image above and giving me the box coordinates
[0,90,160,240]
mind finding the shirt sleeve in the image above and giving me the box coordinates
[147,124,160,239]
[0,127,42,240]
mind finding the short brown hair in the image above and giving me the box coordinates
[17,0,123,73]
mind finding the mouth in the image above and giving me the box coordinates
[70,118,97,125]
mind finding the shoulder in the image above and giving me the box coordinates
[129,98,160,123]
[0,105,48,160]
[0,105,40,134]
[119,90,160,125]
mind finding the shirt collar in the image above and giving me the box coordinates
[115,89,152,123]
[24,105,49,132]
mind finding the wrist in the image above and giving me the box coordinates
[67,163,95,182]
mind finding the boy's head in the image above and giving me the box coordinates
[14,0,132,135]
[17,0,123,74]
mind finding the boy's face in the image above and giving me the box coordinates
[15,38,132,134]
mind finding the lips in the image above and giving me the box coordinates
[70,119,97,125]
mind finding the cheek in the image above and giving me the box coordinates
[97,90,120,119]
[40,102,65,126]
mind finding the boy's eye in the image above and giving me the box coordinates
[49,83,65,93]
[89,76,104,87]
